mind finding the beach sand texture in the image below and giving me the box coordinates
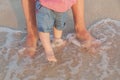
[0,19,120,80]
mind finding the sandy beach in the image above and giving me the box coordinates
[0,19,120,80]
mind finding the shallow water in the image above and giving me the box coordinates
[0,19,120,80]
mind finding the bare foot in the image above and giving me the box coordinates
[24,47,36,57]
[25,34,37,57]
[81,39,101,49]
[81,39,101,53]
[76,32,101,53]
[51,39,67,48]
[45,50,57,62]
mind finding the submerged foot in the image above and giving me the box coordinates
[25,35,37,57]
[24,47,36,57]
[81,39,101,53]
[76,32,101,53]
[45,50,57,62]
[51,39,67,48]
[81,38,101,48]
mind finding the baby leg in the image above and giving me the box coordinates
[39,32,57,62]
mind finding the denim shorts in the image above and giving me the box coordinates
[35,0,67,32]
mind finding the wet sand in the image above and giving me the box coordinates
[0,19,120,80]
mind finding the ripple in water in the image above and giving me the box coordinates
[0,18,120,80]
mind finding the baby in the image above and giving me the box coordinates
[35,0,76,62]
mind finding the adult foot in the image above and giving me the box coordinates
[76,32,101,53]
[81,39,101,53]
[25,34,37,57]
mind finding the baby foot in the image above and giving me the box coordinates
[45,51,57,62]
[51,39,67,48]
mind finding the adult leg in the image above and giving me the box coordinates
[72,0,92,41]
[72,0,101,52]
[22,0,38,56]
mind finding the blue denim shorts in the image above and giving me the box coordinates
[35,0,67,32]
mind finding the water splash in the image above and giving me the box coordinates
[0,19,120,80]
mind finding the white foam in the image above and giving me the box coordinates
[0,19,120,80]
[89,18,120,30]
[23,76,37,80]
[66,33,81,47]
[4,61,19,80]
[0,27,25,48]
